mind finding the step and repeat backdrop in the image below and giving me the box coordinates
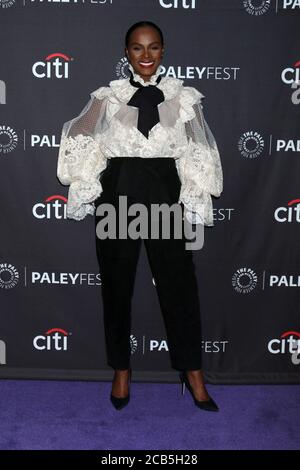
[0,0,299,383]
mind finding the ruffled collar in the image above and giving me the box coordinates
[127,62,163,87]
[109,63,184,103]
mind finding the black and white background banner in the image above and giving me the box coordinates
[0,0,299,383]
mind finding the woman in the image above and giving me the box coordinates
[57,21,223,412]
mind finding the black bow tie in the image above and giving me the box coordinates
[127,68,165,139]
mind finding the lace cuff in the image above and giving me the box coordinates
[178,182,214,226]
[66,180,103,221]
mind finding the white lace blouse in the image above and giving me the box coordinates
[57,64,223,225]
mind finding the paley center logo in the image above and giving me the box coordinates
[268,330,300,365]
[130,335,138,355]
[243,0,271,15]
[33,328,70,351]
[238,131,300,158]
[274,198,300,223]
[0,263,20,289]
[0,125,18,154]
[32,195,67,219]
[32,53,73,79]
[238,131,264,159]
[243,1,300,15]
[232,268,258,293]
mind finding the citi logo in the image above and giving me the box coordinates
[32,195,67,219]
[281,60,300,85]
[32,53,73,79]
[33,328,70,351]
[274,199,300,223]
[268,331,300,356]
[159,0,196,8]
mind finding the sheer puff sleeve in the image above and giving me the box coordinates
[57,87,110,221]
[177,86,223,226]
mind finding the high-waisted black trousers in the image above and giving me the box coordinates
[94,157,203,371]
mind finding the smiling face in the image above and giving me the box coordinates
[125,26,165,82]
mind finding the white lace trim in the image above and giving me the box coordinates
[57,131,108,220]
[90,70,202,120]
[107,74,184,104]
[179,87,205,122]
[90,86,112,100]
[67,180,103,221]
[127,62,164,86]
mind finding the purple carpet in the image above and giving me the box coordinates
[0,380,299,450]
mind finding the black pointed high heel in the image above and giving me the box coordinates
[110,368,132,410]
[179,371,219,412]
